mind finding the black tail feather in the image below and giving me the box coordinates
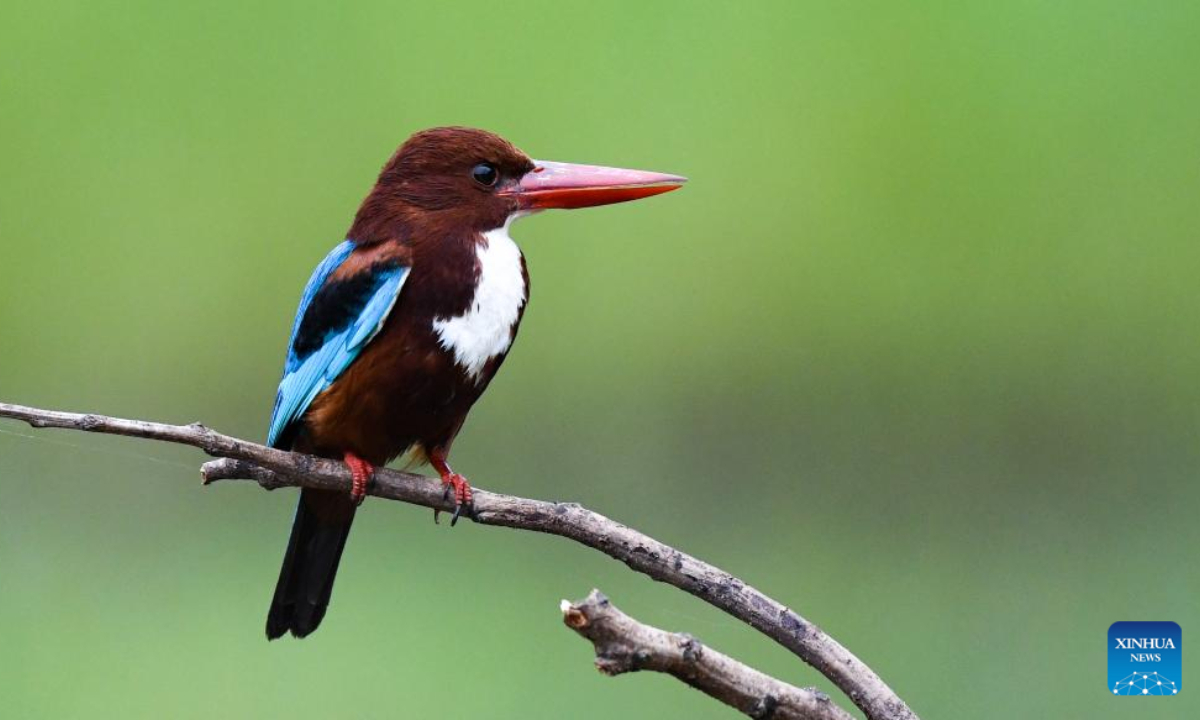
[267,489,355,640]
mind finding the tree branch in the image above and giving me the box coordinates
[562,590,854,720]
[0,401,916,720]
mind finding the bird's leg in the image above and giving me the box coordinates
[343,451,374,506]
[428,449,475,526]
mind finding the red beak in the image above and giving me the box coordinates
[505,160,686,210]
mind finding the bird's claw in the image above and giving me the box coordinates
[450,499,479,526]
[433,472,475,526]
[344,452,374,507]
[350,477,367,506]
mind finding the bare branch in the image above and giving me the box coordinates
[562,590,855,720]
[0,401,917,720]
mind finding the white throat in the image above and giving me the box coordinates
[432,214,528,383]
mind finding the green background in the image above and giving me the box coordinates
[1,1,1196,718]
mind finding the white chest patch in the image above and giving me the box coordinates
[432,218,527,383]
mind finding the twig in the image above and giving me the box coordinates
[0,401,916,720]
[562,590,854,720]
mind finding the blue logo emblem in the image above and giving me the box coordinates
[1109,621,1181,696]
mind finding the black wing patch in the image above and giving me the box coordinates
[291,260,404,361]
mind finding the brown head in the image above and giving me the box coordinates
[348,126,685,243]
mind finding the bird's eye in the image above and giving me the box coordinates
[471,162,499,188]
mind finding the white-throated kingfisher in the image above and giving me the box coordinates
[265,127,685,639]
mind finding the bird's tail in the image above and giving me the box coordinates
[266,488,356,640]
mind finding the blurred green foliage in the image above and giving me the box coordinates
[1,1,1197,718]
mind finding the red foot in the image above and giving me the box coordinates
[443,472,473,507]
[343,452,374,506]
[429,451,475,526]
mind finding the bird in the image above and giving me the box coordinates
[264,126,685,639]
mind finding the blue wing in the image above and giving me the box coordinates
[267,241,409,448]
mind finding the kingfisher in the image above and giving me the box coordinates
[264,127,685,639]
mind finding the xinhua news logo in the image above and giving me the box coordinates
[1109,621,1181,696]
